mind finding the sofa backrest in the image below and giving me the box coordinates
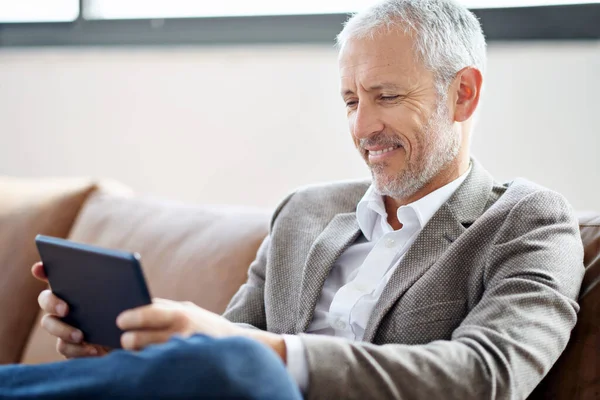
[21,190,270,364]
[529,212,600,399]
[0,177,116,364]
[68,192,271,312]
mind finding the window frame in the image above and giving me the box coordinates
[0,3,598,47]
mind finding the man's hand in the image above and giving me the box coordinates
[33,261,287,363]
[117,299,287,362]
[116,299,245,349]
[32,262,110,358]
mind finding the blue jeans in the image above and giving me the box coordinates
[0,335,302,400]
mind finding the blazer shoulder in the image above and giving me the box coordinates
[290,178,370,209]
[501,178,573,208]
[270,179,371,227]
[491,178,578,229]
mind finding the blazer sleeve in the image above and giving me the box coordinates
[299,189,585,400]
[222,192,296,330]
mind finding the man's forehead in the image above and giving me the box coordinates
[338,56,418,92]
[340,80,407,96]
[338,33,419,84]
[339,62,412,78]
[338,45,407,70]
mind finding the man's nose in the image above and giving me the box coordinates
[351,102,385,141]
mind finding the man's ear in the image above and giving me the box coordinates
[453,67,483,123]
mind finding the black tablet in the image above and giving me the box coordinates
[35,235,152,349]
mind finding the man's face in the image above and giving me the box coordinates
[339,29,460,200]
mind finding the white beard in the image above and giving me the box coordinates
[370,100,461,200]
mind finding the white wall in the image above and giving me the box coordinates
[0,41,598,210]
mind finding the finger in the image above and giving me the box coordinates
[38,290,68,317]
[121,330,174,351]
[31,262,48,283]
[57,339,99,358]
[116,305,177,331]
[41,314,83,344]
[152,298,177,305]
[83,343,110,357]
[97,345,112,355]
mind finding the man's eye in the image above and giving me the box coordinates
[345,100,358,107]
[381,95,400,101]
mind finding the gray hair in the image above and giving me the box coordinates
[336,0,487,96]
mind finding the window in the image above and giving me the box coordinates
[0,0,78,23]
[1,0,597,23]
[82,0,599,20]
[0,0,596,43]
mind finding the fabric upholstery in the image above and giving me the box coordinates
[529,212,600,399]
[0,177,100,364]
[579,212,600,296]
[21,191,270,364]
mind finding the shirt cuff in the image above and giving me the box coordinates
[282,334,310,393]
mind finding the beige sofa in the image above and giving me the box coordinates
[0,177,598,399]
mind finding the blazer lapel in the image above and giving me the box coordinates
[362,158,495,342]
[296,212,361,332]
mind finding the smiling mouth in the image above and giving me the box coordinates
[367,144,402,156]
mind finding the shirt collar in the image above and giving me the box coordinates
[356,166,472,241]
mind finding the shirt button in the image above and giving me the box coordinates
[334,320,347,330]
[385,238,395,248]
[354,283,368,293]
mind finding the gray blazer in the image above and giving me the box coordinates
[224,159,584,400]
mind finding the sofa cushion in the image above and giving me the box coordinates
[67,193,271,311]
[0,177,101,364]
[579,212,600,297]
[529,212,600,399]
[21,191,270,364]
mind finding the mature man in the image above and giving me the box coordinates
[0,0,584,399]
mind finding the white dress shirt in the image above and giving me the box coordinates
[283,167,470,392]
